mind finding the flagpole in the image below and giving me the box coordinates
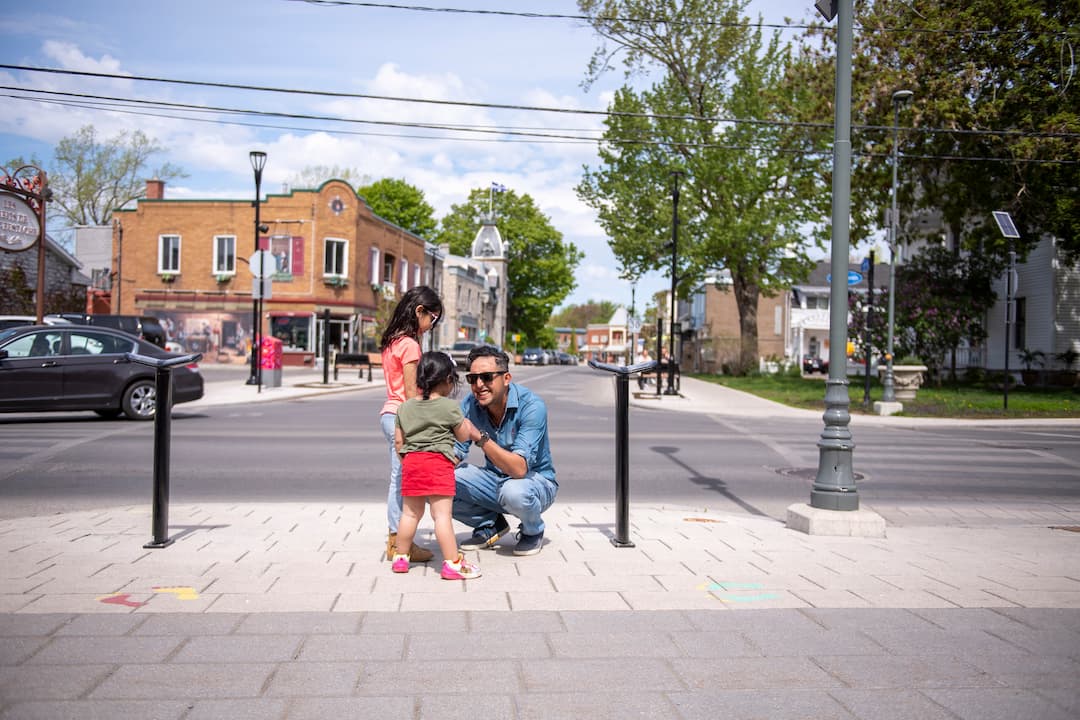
[489,184,494,217]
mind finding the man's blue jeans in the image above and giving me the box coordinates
[453,462,557,536]
[380,412,402,532]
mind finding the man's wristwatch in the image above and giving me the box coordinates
[476,431,491,447]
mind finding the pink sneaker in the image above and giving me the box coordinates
[391,555,410,573]
[440,555,481,580]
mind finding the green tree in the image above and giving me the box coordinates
[437,188,583,346]
[577,1,828,373]
[42,125,185,226]
[849,246,998,381]
[290,165,369,189]
[356,178,437,238]
[791,0,1079,265]
[550,300,619,329]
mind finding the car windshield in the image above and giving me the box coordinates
[0,327,22,343]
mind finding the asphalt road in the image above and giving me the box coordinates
[1,364,1078,523]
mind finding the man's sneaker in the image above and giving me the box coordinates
[441,555,482,580]
[460,514,510,550]
[513,528,544,556]
[391,555,410,573]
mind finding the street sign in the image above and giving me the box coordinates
[248,250,275,279]
[0,192,40,252]
[860,256,870,273]
[825,271,863,286]
[252,277,272,300]
[627,316,642,334]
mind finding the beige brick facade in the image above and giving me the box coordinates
[111,180,428,363]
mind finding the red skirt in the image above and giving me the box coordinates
[401,452,456,496]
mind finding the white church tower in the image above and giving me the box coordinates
[470,220,508,348]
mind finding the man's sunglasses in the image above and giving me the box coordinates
[466,371,507,385]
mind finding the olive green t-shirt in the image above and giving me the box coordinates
[396,396,464,463]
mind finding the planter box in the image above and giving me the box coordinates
[878,364,927,401]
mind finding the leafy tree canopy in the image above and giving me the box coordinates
[357,178,437,238]
[437,188,583,346]
[550,300,620,329]
[290,165,369,189]
[577,0,829,372]
[790,0,1079,265]
[8,125,185,227]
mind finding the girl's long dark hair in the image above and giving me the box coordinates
[379,285,443,350]
[416,351,459,399]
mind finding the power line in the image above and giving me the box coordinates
[4,64,1075,141]
[289,0,1075,38]
[5,92,1075,165]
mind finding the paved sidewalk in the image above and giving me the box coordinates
[2,370,1078,718]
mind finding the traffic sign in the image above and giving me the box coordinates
[627,316,642,334]
[860,256,870,273]
[248,250,275,279]
[825,271,864,286]
[252,277,272,300]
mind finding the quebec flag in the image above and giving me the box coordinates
[491,182,507,192]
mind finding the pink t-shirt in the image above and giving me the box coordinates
[380,335,421,416]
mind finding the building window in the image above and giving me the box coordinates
[324,237,347,277]
[269,235,292,278]
[158,235,181,273]
[399,258,409,292]
[413,262,421,288]
[383,253,396,284]
[369,248,380,285]
[213,235,236,274]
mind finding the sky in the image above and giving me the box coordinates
[0,0,819,311]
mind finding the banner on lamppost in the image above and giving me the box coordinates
[0,191,40,252]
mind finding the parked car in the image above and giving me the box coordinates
[47,313,168,349]
[0,325,203,420]
[449,340,481,369]
[555,351,577,365]
[520,347,549,366]
[802,354,829,374]
[0,315,73,331]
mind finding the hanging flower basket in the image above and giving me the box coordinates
[160,273,176,283]
[215,274,231,283]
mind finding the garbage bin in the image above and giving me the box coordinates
[260,336,283,387]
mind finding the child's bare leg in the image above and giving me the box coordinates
[395,496,426,556]
[429,496,459,562]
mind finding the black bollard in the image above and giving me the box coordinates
[588,358,656,547]
[322,308,331,385]
[126,351,202,549]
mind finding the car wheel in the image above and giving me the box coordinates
[122,380,157,420]
[94,409,123,419]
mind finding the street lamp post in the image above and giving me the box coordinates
[246,150,267,386]
[882,89,913,404]
[665,170,683,395]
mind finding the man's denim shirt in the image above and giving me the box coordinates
[454,382,557,485]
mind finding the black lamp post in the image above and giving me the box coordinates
[246,150,267,386]
[665,170,683,395]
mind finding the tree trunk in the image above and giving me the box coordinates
[731,272,760,375]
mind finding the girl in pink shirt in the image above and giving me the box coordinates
[379,286,443,562]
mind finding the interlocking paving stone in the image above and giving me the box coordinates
[676,656,845,690]
[812,654,999,689]
[407,631,549,660]
[234,612,361,635]
[0,637,48,665]
[51,614,147,636]
[521,658,682,693]
[829,688,962,720]
[286,697,416,719]
[297,633,405,661]
[922,687,1077,720]
[515,692,678,720]
[184,698,288,720]
[132,613,245,636]
[0,699,190,720]
[548,631,680,658]
[171,635,303,663]
[354,660,519,695]
[669,689,856,720]
[89,663,275,699]
[263,661,363,697]
[27,635,182,665]
[0,665,112,701]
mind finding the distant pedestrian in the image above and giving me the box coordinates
[379,285,443,563]
[392,351,483,580]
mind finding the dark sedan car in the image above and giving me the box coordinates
[0,325,203,420]
[802,354,829,374]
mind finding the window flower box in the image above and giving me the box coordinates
[215,274,232,283]
[325,276,348,288]
[160,273,176,283]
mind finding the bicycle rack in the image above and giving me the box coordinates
[587,358,657,547]
[125,351,202,549]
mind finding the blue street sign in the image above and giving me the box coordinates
[825,271,864,286]
[861,257,870,273]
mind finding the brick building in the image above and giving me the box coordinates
[682,274,788,373]
[111,179,429,364]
